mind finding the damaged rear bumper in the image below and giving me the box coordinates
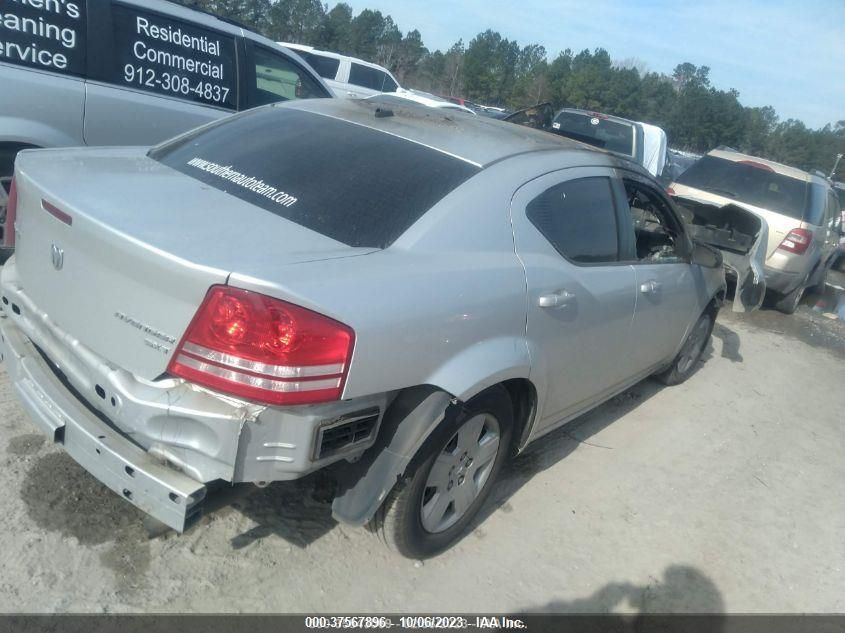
[0,259,389,532]
[1,319,206,531]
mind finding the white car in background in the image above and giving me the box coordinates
[280,42,401,99]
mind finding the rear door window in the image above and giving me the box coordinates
[108,3,238,109]
[526,177,619,264]
[299,51,340,79]
[248,45,328,107]
[150,106,479,248]
[349,62,394,92]
[0,0,86,76]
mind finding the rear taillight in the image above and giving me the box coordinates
[168,286,355,406]
[666,186,676,196]
[4,177,17,248]
[777,228,812,255]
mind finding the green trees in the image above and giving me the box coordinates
[170,0,844,174]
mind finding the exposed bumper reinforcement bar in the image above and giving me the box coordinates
[1,319,206,532]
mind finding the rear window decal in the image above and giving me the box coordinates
[186,158,298,208]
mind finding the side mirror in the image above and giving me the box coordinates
[690,241,723,269]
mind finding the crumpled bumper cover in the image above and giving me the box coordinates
[0,318,206,532]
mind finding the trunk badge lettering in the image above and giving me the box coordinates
[50,244,64,271]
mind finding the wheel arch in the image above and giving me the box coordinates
[330,376,539,527]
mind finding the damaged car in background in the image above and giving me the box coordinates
[3,97,740,559]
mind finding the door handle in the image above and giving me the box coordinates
[640,280,662,294]
[538,290,575,308]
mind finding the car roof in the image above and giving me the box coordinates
[282,98,630,169]
[707,149,820,183]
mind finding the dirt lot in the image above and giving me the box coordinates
[0,275,843,614]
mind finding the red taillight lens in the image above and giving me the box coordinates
[168,286,355,406]
[665,186,676,196]
[777,228,812,255]
[4,177,17,248]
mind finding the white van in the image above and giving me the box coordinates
[280,43,401,99]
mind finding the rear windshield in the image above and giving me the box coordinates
[676,155,809,220]
[553,112,635,157]
[149,106,479,248]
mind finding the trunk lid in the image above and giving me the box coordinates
[11,148,372,380]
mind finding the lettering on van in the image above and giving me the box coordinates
[0,0,85,75]
[112,5,237,109]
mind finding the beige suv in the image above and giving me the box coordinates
[670,149,843,313]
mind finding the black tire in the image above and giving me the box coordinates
[836,256,845,273]
[773,279,806,315]
[655,309,715,386]
[372,385,514,559]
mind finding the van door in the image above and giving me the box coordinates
[82,2,240,146]
[0,0,88,146]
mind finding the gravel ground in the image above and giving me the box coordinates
[0,281,843,614]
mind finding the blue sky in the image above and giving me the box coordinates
[340,0,844,130]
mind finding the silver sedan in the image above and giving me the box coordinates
[1,97,726,558]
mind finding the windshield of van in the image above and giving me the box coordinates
[553,112,635,157]
[676,155,809,220]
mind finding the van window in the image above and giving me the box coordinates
[0,0,86,76]
[249,46,329,106]
[299,51,340,79]
[109,3,238,110]
[349,63,396,92]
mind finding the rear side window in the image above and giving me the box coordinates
[527,177,619,263]
[110,3,238,110]
[150,107,479,248]
[677,156,809,221]
[0,0,86,76]
[299,51,340,79]
[250,46,328,106]
[349,63,395,92]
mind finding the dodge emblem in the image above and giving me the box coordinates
[51,243,64,271]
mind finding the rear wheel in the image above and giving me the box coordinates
[774,279,806,315]
[373,385,513,559]
[655,309,715,386]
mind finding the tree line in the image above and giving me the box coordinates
[174,0,845,176]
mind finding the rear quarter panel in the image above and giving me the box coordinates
[227,161,541,403]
